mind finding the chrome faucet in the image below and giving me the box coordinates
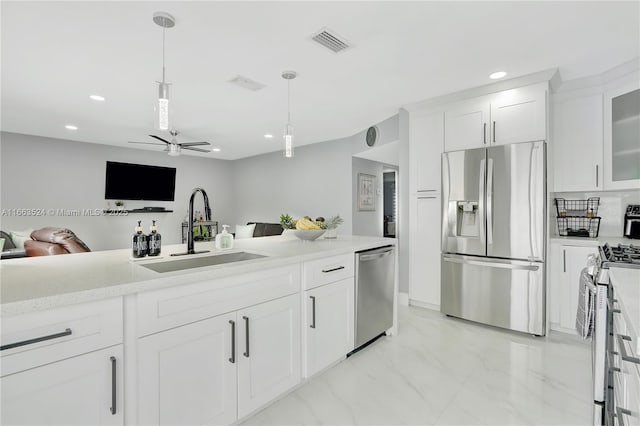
[172,187,212,256]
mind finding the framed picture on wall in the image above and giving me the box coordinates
[358,173,376,211]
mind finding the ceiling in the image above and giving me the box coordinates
[2,1,638,160]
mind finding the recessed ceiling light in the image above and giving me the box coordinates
[65,124,78,130]
[212,148,221,152]
[263,134,273,139]
[89,94,105,101]
[489,71,507,80]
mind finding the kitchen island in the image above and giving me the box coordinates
[1,234,397,425]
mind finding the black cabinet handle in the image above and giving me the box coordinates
[492,121,496,143]
[310,296,316,329]
[229,320,236,364]
[483,122,487,144]
[243,316,250,358]
[1,328,72,351]
[110,356,117,415]
[322,266,345,273]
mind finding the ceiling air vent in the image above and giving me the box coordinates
[228,75,266,91]
[311,28,351,53]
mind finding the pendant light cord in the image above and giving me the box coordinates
[161,26,166,83]
[287,79,291,124]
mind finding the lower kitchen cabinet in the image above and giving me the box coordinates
[409,194,441,308]
[237,293,301,419]
[1,345,124,425]
[549,243,598,332]
[303,277,355,378]
[137,312,237,426]
[137,293,301,423]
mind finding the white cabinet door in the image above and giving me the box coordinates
[410,111,444,193]
[1,346,124,426]
[559,245,598,330]
[444,97,491,151]
[137,312,237,426]
[303,278,354,378]
[604,81,640,190]
[408,194,441,308]
[490,84,547,145]
[237,294,301,419]
[552,94,604,191]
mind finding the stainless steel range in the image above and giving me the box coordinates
[592,242,640,425]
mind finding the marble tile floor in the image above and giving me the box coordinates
[242,306,593,426]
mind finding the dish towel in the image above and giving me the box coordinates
[575,267,596,339]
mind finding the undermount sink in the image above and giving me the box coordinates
[141,252,267,273]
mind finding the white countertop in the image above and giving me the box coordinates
[609,267,640,355]
[549,236,636,247]
[0,235,395,316]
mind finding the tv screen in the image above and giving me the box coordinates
[105,161,176,201]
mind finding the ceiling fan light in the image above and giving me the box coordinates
[168,144,180,156]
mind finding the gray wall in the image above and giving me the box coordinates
[351,157,384,237]
[0,132,235,250]
[231,137,354,235]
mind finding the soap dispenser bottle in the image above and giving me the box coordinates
[132,220,148,258]
[215,225,234,250]
[148,220,162,256]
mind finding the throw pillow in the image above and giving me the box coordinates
[235,224,256,239]
[10,229,34,249]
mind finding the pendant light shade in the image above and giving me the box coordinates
[282,71,297,158]
[153,12,175,131]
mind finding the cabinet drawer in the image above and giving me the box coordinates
[137,264,301,337]
[1,297,123,376]
[303,253,354,290]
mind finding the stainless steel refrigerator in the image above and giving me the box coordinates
[441,141,546,336]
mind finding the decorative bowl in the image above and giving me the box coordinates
[293,230,326,241]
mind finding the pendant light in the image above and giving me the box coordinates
[153,12,175,131]
[282,71,297,158]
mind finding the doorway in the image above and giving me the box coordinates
[383,170,397,238]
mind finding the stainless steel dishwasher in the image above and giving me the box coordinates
[355,245,395,348]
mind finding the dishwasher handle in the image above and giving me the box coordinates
[359,249,393,262]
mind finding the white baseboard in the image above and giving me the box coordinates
[409,299,440,312]
[398,292,409,306]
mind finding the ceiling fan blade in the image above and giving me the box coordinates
[183,146,211,153]
[179,141,211,147]
[128,141,166,146]
[149,135,171,144]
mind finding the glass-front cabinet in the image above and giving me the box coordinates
[604,81,640,190]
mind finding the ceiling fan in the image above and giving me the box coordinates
[129,130,211,156]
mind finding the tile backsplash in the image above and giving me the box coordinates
[551,190,640,237]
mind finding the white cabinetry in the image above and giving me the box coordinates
[410,112,444,192]
[549,243,598,332]
[409,194,441,308]
[604,80,640,190]
[303,278,354,378]
[137,312,237,426]
[1,298,124,425]
[444,83,547,152]
[552,93,603,191]
[237,294,301,419]
[1,346,124,426]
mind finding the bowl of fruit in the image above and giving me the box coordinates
[280,214,343,241]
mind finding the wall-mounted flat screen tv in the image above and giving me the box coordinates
[105,161,176,201]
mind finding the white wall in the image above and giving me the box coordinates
[398,109,411,294]
[0,132,235,250]
[351,157,384,237]
[231,137,354,235]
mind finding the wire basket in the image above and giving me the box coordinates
[557,217,601,238]
[555,197,600,217]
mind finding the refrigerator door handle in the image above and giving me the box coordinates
[478,158,486,246]
[442,255,540,271]
[486,158,494,245]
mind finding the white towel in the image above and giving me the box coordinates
[575,268,596,339]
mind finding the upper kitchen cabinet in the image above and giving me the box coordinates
[604,81,640,190]
[552,93,604,191]
[443,98,490,151]
[410,111,444,193]
[443,83,547,151]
